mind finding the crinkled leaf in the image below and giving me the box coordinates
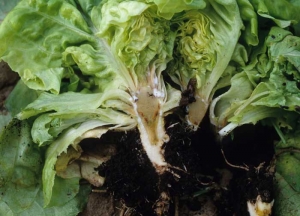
[237,0,259,46]
[212,27,300,136]
[97,0,177,87]
[211,72,254,127]
[0,0,109,94]
[148,0,206,19]
[249,0,300,28]
[18,91,111,119]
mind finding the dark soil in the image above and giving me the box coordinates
[91,115,277,216]
[221,125,278,216]
[96,114,221,216]
[0,61,19,111]
[97,129,160,215]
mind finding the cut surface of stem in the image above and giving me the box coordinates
[187,95,209,130]
[133,86,169,174]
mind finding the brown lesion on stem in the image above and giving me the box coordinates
[136,86,163,145]
[179,78,209,130]
[187,95,209,129]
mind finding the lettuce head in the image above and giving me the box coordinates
[166,0,244,130]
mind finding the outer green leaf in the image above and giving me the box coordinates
[47,177,80,208]
[249,0,300,28]
[237,0,258,46]
[0,114,12,134]
[274,129,300,215]
[5,80,38,117]
[0,120,42,211]
[17,90,135,146]
[0,0,95,93]
[274,172,300,216]
[17,92,107,119]
[211,72,254,127]
[0,119,90,215]
[42,120,110,206]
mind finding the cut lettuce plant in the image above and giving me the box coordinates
[0,0,183,206]
[3,0,300,214]
[0,0,258,207]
